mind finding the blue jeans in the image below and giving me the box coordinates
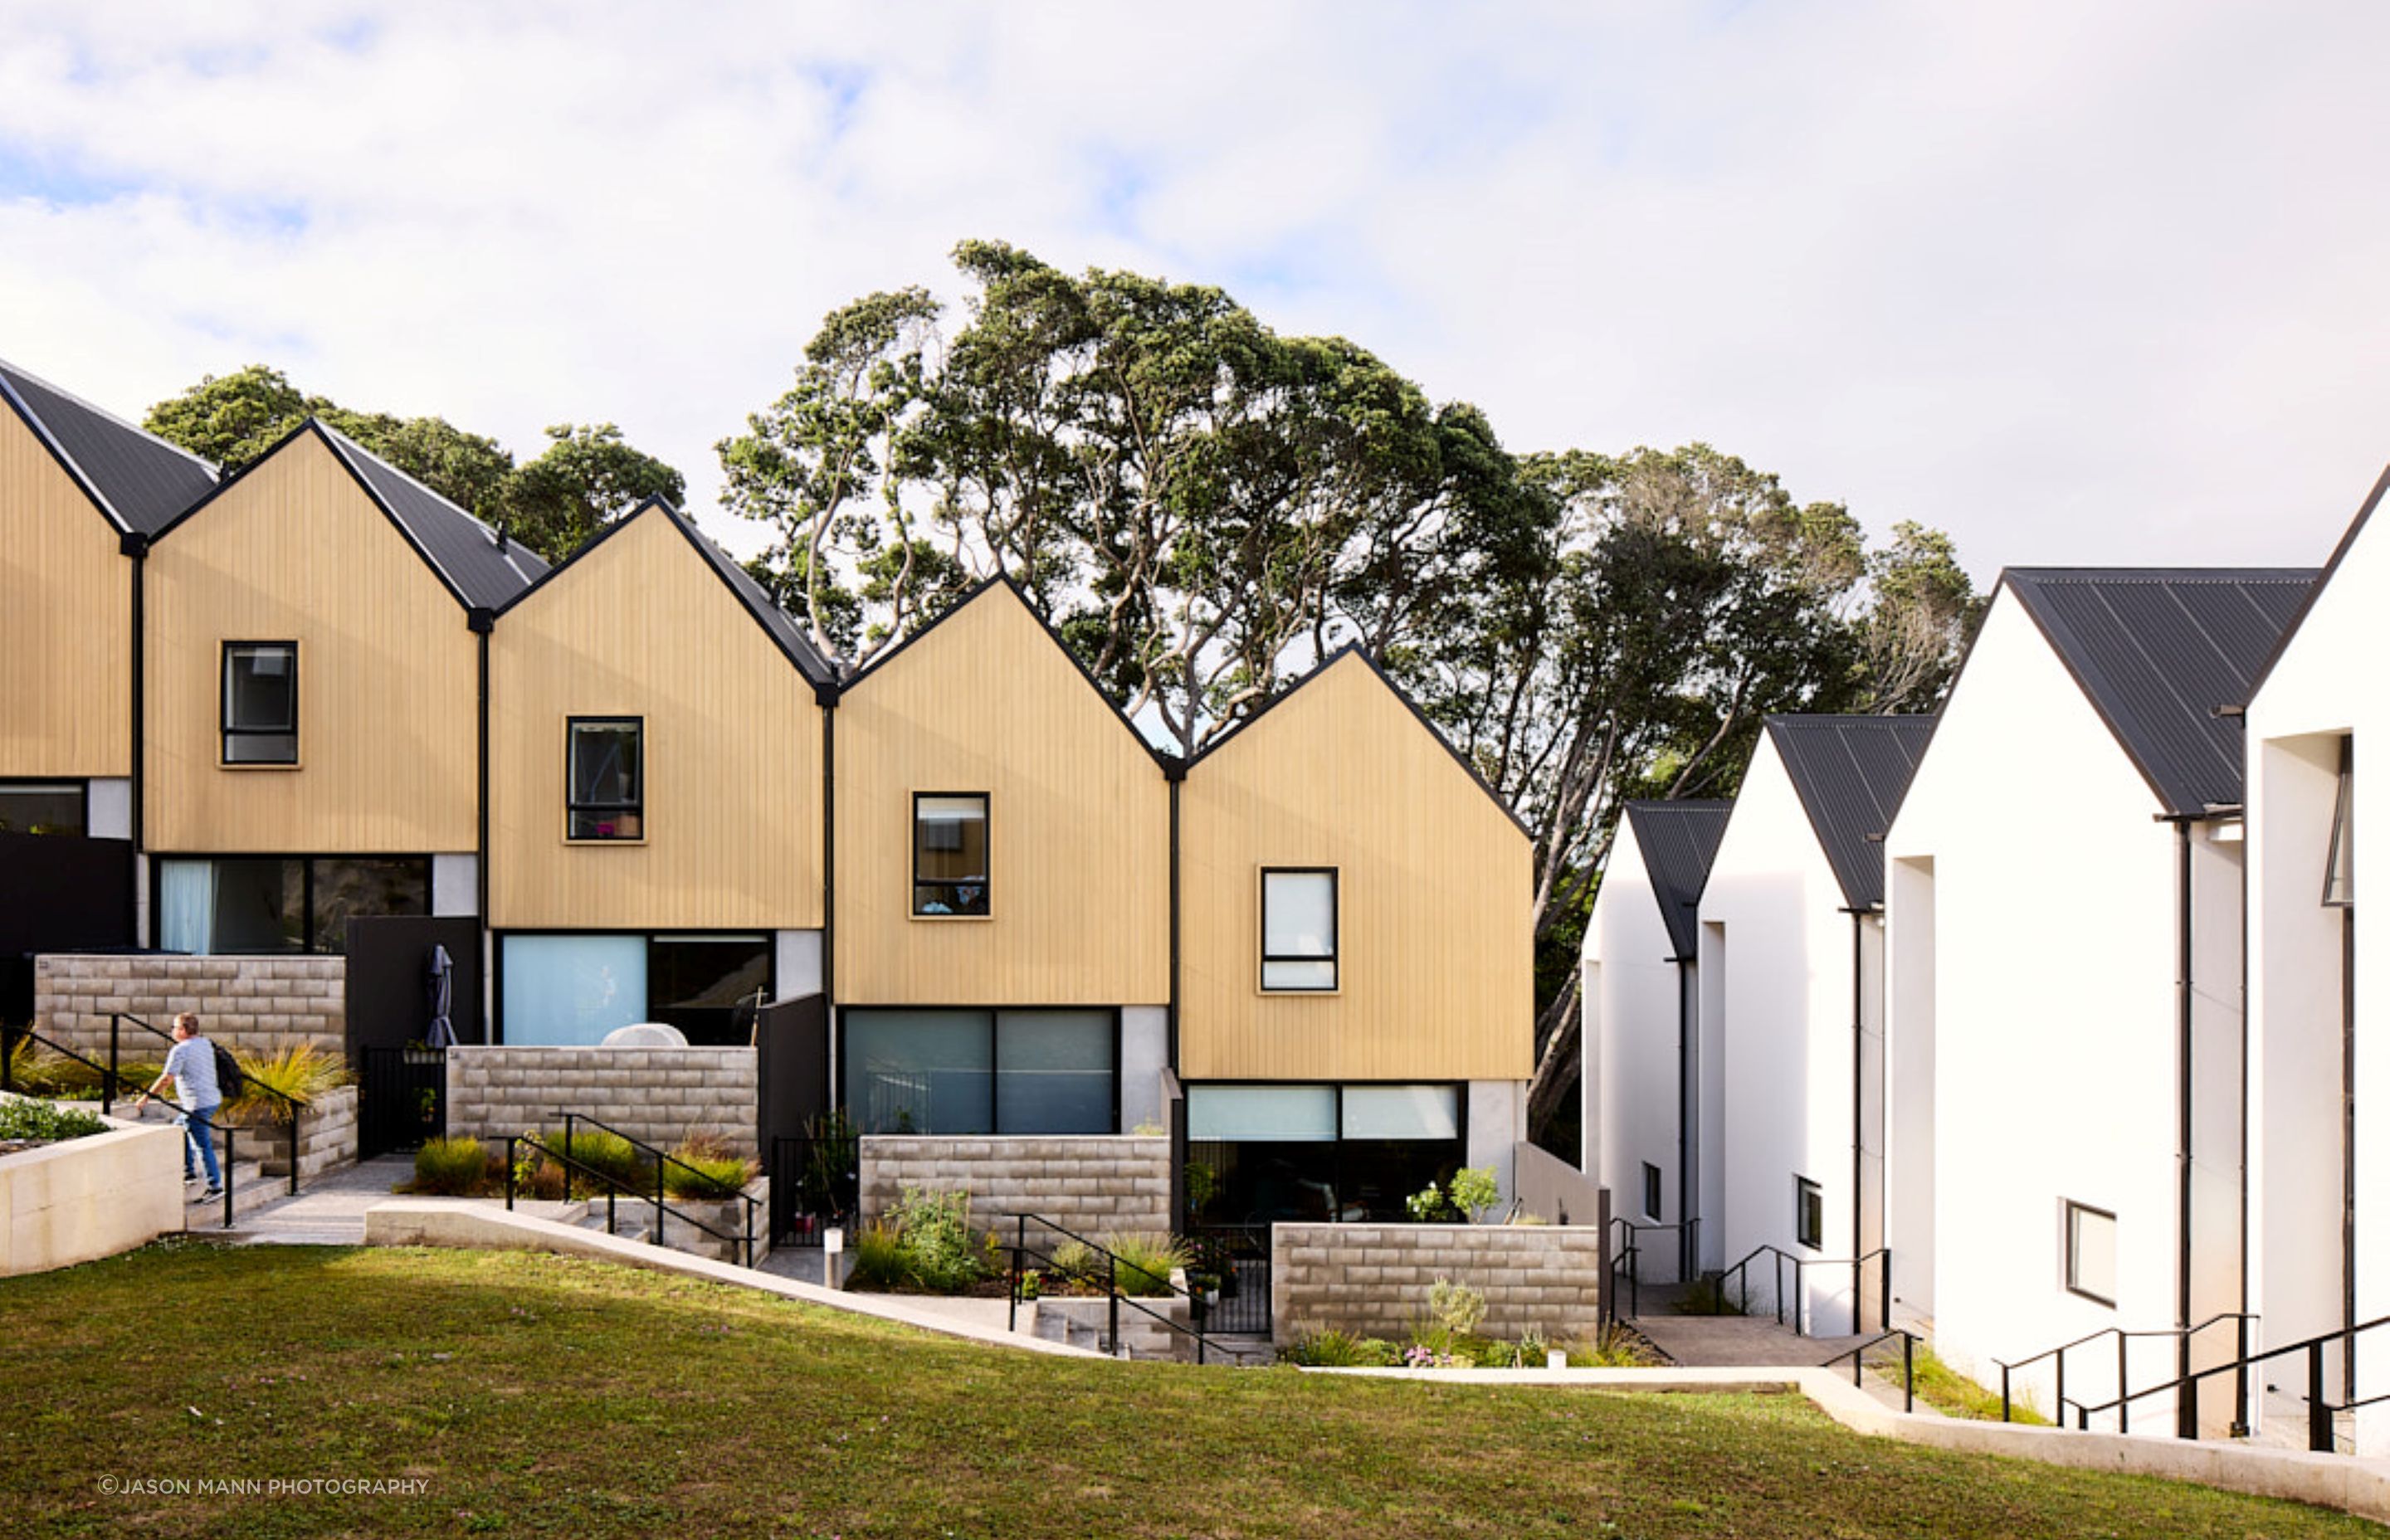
[181,1103,222,1188]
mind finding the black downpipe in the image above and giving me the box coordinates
[1677,956,1695,1279]
[1852,911,1866,1276]
[472,612,493,1041]
[821,699,837,1105]
[125,535,145,941]
[2344,900,2358,1397]
[1167,763,1185,1228]
[2175,818,2196,1435]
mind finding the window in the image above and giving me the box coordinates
[500,933,773,1047]
[567,718,643,840]
[1795,1176,1824,1250]
[1643,1162,1665,1222]
[222,642,297,764]
[1261,867,1338,991]
[1186,1083,1468,1223]
[2065,1201,2118,1306]
[912,793,989,916]
[157,856,428,954]
[0,782,85,836]
[2325,738,2355,907]
[843,1008,1115,1134]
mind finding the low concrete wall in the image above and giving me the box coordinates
[1513,1139,1606,1229]
[1,1097,184,1275]
[445,1045,758,1158]
[1271,1221,1607,1347]
[859,1134,1171,1240]
[35,953,344,1060]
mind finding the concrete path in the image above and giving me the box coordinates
[210,1155,583,1246]
[1634,1310,1871,1370]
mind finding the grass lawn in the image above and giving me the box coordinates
[0,1241,2372,1539]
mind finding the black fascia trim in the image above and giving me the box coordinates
[2244,460,2390,704]
[0,367,134,536]
[837,575,1180,772]
[1259,865,1339,992]
[1184,645,1534,841]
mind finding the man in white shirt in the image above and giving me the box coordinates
[137,1012,222,1198]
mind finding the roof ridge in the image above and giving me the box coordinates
[313,417,507,539]
[0,354,218,473]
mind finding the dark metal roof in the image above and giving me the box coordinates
[1765,714,1936,909]
[0,356,217,535]
[1622,800,1732,959]
[2003,568,2318,817]
[316,423,548,610]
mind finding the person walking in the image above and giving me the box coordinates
[137,1012,223,1200]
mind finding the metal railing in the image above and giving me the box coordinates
[113,1012,305,1196]
[1714,1244,1891,1337]
[1604,1217,1700,1322]
[1821,1328,1920,1413]
[769,1130,858,1248]
[2,1021,241,1229]
[501,1114,759,1269]
[1992,1311,2256,1436]
[1004,1212,1225,1365]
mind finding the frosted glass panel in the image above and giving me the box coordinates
[1187,1085,1337,1142]
[846,1009,993,1134]
[1262,958,1337,991]
[1341,1084,1460,1141]
[1263,870,1334,956]
[996,1011,1113,1133]
[502,934,646,1046]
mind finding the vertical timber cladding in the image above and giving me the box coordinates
[832,583,1170,1005]
[0,405,132,777]
[144,432,479,853]
[488,508,823,929]
[1179,652,1534,1082]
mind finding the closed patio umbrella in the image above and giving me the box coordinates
[425,944,456,1048]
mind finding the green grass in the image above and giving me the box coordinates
[0,1242,2370,1539]
[1906,1341,2052,1425]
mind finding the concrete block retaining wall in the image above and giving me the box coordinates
[444,1045,758,1159]
[859,1135,1171,1240]
[34,953,344,1060]
[251,1084,358,1182]
[1271,1222,1607,1347]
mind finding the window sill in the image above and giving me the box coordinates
[563,836,648,846]
[217,761,302,772]
[1257,987,1341,997]
[910,912,994,923]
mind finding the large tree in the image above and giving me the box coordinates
[144,366,683,566]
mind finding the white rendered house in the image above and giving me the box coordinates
[1583,799,1730,1281]
[1885,568,2312,1435]
[1701,714,1932,1335]
[2246,469,2390,1453]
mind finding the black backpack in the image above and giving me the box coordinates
[210,1042,246,1104]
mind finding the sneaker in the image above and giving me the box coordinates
[200,1186,223,1201]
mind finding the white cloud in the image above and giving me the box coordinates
[0,0,2384,579]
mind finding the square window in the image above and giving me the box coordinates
[1261,867,1337,991]
[913,793,989,915]
[222,642,297,764]
[2065,1201,2117,1306]
[1794,1175,1823,1250]
[1643,1162,1664,1222]
[567,718,643,841]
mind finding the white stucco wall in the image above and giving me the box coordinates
[1885,592,2235,1424]
[1886,853,1938,1321]
[1583,815,1700,1278]
[1701,733,1866,1333]
[2246,499,2390,1447]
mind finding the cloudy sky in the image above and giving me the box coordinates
[2,2,2385,580]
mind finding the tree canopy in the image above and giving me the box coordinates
[144,365,684,566]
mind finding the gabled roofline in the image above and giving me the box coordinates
[493,495,836,691]
[148,417,490,616]
[0,361,222,539]
[1622,797,1734,959]
[837,574,1182,773]
[1760,713,1934,911]
[1185,643,1534,841]
[2243,460,2390,705]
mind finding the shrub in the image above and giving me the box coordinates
[548,1127,650,1193]
[1046,1239,1098,1284]
[1427,1276,1488,1339]
[228,1043,350,1120]
[1100,1232,1190,1299]
[1280,1329,1402,1367]
[412,1137,490,1196]
[885,1187,984,1292]
[0,1098,109,1143]
[664,1141,757,1201]
[850,1221,909,1289]
[1448,1167,1500,1222]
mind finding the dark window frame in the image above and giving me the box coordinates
[220,640,299,766]
[2063,1199,2119,1308]
[149,853,432,954]
[0,778,89,836]
[1794,1174,1824,1250]
[910,791,992,918]
[565,715,645,842]
[1179,1079,1472,1225]
[493,928,778,1046]
[835,1005,1123,1135]
[1260,865,1339,992]
[1642,1161,1664,1222]
[2324,736,2355,908]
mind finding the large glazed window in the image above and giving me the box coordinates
[222,642,298,764]
[500,934,649,1046]
[1261,868,1338,991]
[2065,1201,2117,1307]
[843,1007,1116,1134]
[913,793,989,916]
[1185,1083,1465,1224]
[0,782,85,836]
[994,1011,1115,1134]
[567,718,643,841]
[646,935,772,1046]
[158,855,427,955]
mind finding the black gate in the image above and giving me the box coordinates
[361,1045,446,1157]
[770,1123,859,1248]
[1188,1224,1272,1336]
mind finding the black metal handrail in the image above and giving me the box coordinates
[112,1012,305,1195]
[1604,1217,1700,1322]
[505,1123,757,1270]
[2,1022,241,1229]
[560,1111,760,1269]
[1820,1328,1919,1413]
[1003,1212,1223,1366]
[1714,1243,1892,1337]
[2055,1313,2373,1451]
[1992,1310,2256,1435]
